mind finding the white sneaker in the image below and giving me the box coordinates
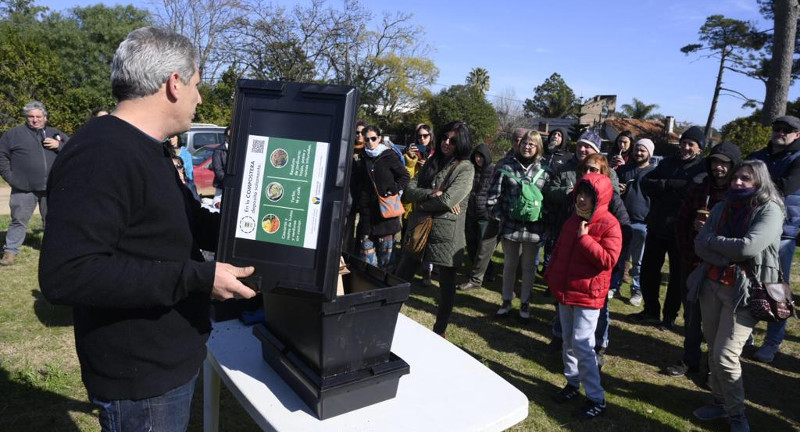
[495,301,512,317]
[630,290,643,306]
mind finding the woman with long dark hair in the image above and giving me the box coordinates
[690,160,784,431]
[396,121,475,337]
[609,130,635,170]
[352,125,409,268]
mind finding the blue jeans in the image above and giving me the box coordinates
[90,373,198,432]
[4,190,47,255]
[552,299,609,351]
[559,304,604,403]
[764,238,795,346]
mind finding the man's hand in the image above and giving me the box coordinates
[42,137,60,150]
[578,220,589,237]
[212,263,257,300]
[451,203,460,214]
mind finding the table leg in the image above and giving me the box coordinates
[203,357,221,432]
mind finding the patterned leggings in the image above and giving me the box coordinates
[360,235,395,268]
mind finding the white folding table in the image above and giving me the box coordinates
[204,314,529,431]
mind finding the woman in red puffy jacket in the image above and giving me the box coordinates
[544,172,622,420]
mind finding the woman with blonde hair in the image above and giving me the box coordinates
[487,130,550,322]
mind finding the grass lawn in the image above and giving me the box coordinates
[1,215,798,431]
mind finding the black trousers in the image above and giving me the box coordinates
[640,233,683,322]
[396,253,459,335]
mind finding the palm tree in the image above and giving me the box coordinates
[466,67,490,93]
[619,98,662,120]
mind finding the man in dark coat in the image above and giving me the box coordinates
[665,140,741,376]
[629,126,706,329]
[459,143,497,290]
[0,101,68,266]
[747,115,800,363]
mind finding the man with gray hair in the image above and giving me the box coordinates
[0,101,67,266]
[39,27,256,431]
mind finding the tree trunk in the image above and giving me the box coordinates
[705,51,727,144]
[762,0,800,125]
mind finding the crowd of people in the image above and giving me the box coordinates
[344,116,799,428]
[0,24,796,432]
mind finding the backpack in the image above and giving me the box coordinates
[497,167,545,222]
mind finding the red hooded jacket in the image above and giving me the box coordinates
[545,173,622,309]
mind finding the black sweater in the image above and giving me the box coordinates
[39,116,218,400]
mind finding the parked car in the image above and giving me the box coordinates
[182,123,226,153]
[192,144,220,197]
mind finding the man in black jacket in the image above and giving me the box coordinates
[39,27,256,432]
[0,101,67,266]
[459,143,497,290]
[629,126,706,329]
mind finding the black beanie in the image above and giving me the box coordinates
[680,126,706,149]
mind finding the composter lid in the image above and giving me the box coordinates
[216,80,360,301]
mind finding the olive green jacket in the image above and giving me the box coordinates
[403,160,474,266]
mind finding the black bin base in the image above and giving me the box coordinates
[254,323,409,420]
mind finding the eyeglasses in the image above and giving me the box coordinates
[582,166,601,174]
[772,126,798,134]
[366,136,380,143]
[174,164,184,170]
[417,133,430,139]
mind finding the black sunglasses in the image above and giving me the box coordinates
[582,166,600,174]
[366,136,380,143]
[417,133,430,138]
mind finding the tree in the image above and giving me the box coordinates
[761,0,800,124]
[681,15,767,143]
[523,73,577,118]
[619,98,662,120]
[230,0,437,131]
[427,84,498,143]
[493,88,528,141]
[466,67,490,93]
[720,117,771,156]
[151,0,247,83]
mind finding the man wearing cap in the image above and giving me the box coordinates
[0,101,68,266]
[665,141,741,377]
[747,115,800,363]
[610,138,657,304]
[629,126,706,329]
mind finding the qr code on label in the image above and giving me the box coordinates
[251,139,265,154]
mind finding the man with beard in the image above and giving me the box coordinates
[747,115,800,363]
[629,126,706,330]
[665,141,741,376]
[609,138,656,303]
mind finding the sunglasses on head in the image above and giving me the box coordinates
[773,126,798,134]
[366,136,380,143]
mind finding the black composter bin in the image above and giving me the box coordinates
[215,80,410,419]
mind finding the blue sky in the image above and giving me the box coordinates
[39,0,800,128]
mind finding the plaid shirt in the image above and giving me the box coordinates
[487,155,550,243]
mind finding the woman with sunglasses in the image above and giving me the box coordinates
[689,160,783,432]
[352,125,409,268]
[396,121,474,337]
[403,124,435,283]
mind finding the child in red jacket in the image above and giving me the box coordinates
[544,173,622,419]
